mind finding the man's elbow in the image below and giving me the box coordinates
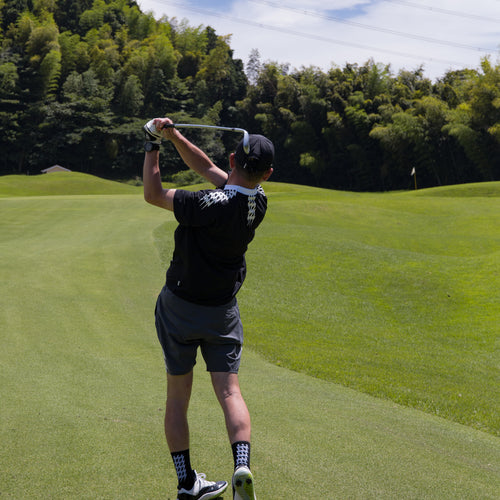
[144,188,174,211]
[143,183,160,204]
[144,190,154,205]
[144,191,162,207]
[143,188,154,204]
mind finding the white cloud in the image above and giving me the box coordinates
[137,0,500,80]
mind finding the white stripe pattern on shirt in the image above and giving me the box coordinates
[199,189,237,209]
[247,194,256,226]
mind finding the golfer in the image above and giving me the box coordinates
[142,117,274,500]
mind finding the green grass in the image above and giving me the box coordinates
[1,174,499,498]
[0,172,143,197]
[240,181,500,435]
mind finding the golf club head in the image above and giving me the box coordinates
[242,130,250,154]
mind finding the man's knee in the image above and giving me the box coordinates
[211,372,242,402]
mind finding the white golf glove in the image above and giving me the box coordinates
[143,119,162,145]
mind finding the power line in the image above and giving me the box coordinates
[152,0,470,67]
[382,0,500,24]
[249,0,494,53]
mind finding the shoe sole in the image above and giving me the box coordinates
[232,468,255,500]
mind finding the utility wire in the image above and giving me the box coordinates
[152,0,468,67]
[383,0,500,24]
[249,0,494,52]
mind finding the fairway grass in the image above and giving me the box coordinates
[241,182,500,436]
[1,175,499,498]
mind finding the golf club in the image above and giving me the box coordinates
[163,123,250,154]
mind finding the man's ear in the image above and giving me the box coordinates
[261,167,273,182]
[229,153,236,170]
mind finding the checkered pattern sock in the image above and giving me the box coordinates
[232,441,251,470]
[171,449,195,490]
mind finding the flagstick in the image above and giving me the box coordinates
[411,167,417,190]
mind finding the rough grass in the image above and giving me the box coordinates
[1,174,499,498]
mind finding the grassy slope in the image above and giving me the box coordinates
[0,172,143,196]
[1,175,499,498]
[238,181,500,435]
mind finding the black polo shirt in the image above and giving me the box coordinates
[165,184,268,305]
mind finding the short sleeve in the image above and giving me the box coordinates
[173,189,218,227]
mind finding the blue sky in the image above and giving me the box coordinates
[137,0,499,80]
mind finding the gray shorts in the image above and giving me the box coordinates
[155,286,243,375]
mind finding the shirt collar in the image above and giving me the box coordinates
[224,184,259,196]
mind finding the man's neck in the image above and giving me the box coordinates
[226,170,259,190]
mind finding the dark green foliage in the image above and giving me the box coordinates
[0,0,499,189]
[0,0,247,177]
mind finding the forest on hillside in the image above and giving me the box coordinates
[1,0,499,190]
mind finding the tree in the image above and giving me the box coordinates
[195,34,247,114]
[0,60,19,96]
[412,96,450,186]
[23,14,62,100]
[245,48,260,86]
[443,58,500,182]
[370,111,425,189]
[39,46,61,99]
[119,73,143,115]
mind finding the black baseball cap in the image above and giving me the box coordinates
[235,134,274,172]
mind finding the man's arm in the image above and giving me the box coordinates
[154,118,229,187]
[143,149,176,211]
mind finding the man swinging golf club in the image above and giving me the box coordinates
[142,117,274,500]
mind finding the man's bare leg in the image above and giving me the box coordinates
[165,371,193,451]
[210,372,251,444]
[164,371,228,498]
[211,372,256,498]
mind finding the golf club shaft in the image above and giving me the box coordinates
[163,123,250,154]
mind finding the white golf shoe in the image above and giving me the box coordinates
[232,466,256,500]
[176,470,227,500]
